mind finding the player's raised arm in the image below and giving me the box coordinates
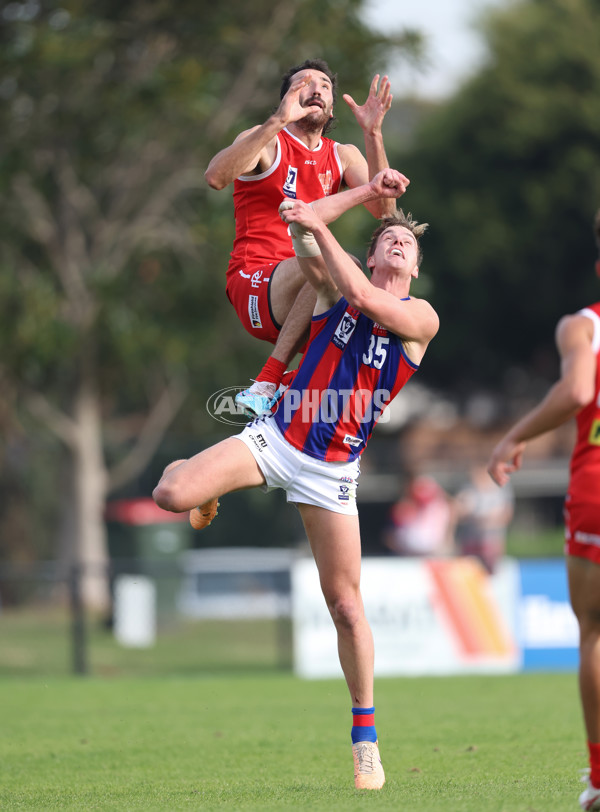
[310,168,409,224]
[342,74,395,218]
[278,169,410,305]
[205,74,324,190]
[279,171,438,365]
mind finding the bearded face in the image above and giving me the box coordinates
[299,99,332,132]
[293,69,334,134]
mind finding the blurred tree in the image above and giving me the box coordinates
[0,0,422,606]
[391,0,600,405]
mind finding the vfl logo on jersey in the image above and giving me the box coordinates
[319,169,333,196]
[248,295,262,329]
[338,484,350,503]
[283,165,298,198]
[589,418,600,446]
[343,434,362,447]
[332,311,357,350]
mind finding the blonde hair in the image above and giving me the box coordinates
[367,210,428,266]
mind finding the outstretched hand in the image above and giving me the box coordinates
[343,74,392,133]
[369,168,410,198]
[277,73,323,126]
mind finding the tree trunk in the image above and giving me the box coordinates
[72,362,109,611]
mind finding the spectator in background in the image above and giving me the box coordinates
[383,475,454,557]
[454,463,514,574]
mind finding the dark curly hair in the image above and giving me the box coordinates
[279,59,338,135]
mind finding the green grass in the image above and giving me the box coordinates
[0,672,586,810]
[506,526,565,559]
[0,609,291,677]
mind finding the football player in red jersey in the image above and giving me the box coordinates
[488,211,600,811]
[205,59,395,417]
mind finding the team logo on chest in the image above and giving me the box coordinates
[283,165,298,198]
[318,170,333,196]
[332,311,358,350]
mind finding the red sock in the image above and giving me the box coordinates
[281,369,297,387]
[255,357,287,387]
[588,741,600,787]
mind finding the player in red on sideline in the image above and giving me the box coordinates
[488,210,600,812]
[153,168,439,789]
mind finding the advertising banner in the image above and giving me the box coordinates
[292,556,520,678]
[517,559,579,670]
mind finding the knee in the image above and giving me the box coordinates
[152,461,189,513]
[326,592,364,630]
[579,608,600,640]
[152,480,183,513]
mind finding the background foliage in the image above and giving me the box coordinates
[0,0,422,574]
[392,0,600,401]
[1,0,599,574]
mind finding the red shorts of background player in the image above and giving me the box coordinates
[564,497,600,565]
[226,263,281,345]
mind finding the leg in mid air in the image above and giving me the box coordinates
[152,437,266,528]
[235,258,316,417]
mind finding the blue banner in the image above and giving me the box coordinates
[517,559,579,670]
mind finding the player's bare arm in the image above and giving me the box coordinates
[205,74,323,189]
[310,168,409,225]
[343,289,438,365]
[204,125,278,189]
[342,74,395,218]
[344,74,392,139]
[279,175,437,361]
[487,314,597,486]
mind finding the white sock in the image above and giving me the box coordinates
[248,380,277,397]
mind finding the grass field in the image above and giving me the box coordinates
[0,610,292,677]
[0,671,585,811]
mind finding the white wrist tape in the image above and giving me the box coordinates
[278,200,322,257]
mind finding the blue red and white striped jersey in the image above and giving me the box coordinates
[272,296,419,462]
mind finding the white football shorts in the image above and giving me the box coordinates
[236,416,359,515]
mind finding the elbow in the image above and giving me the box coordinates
[204,167,227,191]
[569,382,596,410]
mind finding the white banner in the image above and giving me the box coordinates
[292,556,520,678]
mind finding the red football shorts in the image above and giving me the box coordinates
[226,264,281,345]
[564,498,600,565]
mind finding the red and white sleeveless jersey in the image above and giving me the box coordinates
[227,128,343,281]
[569,301,600,500]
